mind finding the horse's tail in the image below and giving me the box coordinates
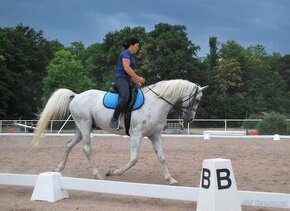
[31,89,76,148]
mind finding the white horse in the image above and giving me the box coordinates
[32,79,207,185]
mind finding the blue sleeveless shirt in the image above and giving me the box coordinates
[115,49,136,79]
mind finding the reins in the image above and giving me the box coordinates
[147,86,176,107]
[146,84,199,112]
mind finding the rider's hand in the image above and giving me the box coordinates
[135,76,145,86]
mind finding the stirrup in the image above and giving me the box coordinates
[110,118,123,130]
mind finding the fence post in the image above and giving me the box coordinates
[224,120,227,131]
[31,172,68,202]
[196,158,241,211]
[50,120,53,133]
[24,120,27,133]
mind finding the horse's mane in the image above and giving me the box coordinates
[145,79,194,98]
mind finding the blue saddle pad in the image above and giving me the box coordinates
[103,89,144,111]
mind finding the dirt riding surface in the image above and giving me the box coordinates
[0,135,289,211]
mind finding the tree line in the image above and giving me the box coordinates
[1,23,290,120]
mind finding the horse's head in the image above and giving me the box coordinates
[181,85,208,122]
[146,79,208,122]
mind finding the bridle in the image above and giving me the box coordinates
[180,86,200,113]
[147,84,200,114]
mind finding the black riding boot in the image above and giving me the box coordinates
[109,118,123,129]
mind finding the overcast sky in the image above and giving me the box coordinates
[1,0,289,57]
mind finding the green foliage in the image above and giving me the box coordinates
[1,23,290,120]
[278,55,290,91]
[0,62,10,116]
[215,93,247,118]
[202,37,290,119]
[220,40,245,61]
[242,114,261,129]
[43,49,95,102]
[215,58,243,94]
[139,23,200,84]
[208,36,219,69]
[68,41,86,64]
[0,24,61,118]
[257,112,290,135]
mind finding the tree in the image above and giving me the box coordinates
[0,57,11,117]
[68,41,86,64]
[215,58,243,94]
[42,49,95,102]
[212,58,245,118]
[220,40,245,61]
[241,46,289,115]
[139,23,200,84]
[2,23,290,120]
[0,24,60,118]
[208,36,219,69]
[278,55,290,91]
[204,41,288,118]
[83,43,106,89]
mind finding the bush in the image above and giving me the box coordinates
[257,112,290,135]
[242,114,261,129]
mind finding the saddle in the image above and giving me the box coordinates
[103,83,144,136]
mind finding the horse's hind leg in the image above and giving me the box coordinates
[55,129,82,172]
[81,130,103,180]
[148,133,178,185]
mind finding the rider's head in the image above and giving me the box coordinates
[123,37,140,53]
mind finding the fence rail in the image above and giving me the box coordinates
[1,171,290,208]
[0,119,289,135]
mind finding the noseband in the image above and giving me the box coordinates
[180,86,199,113]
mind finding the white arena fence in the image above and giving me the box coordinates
[1,118,290,136]
[1,133,290,141]
[0,158,290,210]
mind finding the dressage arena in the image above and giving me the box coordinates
[0,134,289,211]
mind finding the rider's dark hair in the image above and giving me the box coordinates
[123,37,140,49]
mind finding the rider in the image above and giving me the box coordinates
[110,37,145,129]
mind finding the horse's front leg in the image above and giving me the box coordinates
[148,133,178,185]
[106,134,142,176]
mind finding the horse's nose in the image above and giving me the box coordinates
[182,112,194,122]
[189,113,195,122]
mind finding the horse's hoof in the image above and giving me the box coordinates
[54,167,61,172]
[170,181,180,186]
[106,169,113,177]
[94,175,104,180]
[93,173,104,180]
[93,169,104,179]
[169,178,179,186]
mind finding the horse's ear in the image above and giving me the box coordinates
[200,85,209,91]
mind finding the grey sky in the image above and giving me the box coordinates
[1,0,289,57]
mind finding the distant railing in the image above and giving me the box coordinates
[2,118,289,135]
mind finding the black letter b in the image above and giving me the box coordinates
[216,168,232,190]
[201,168,211,189]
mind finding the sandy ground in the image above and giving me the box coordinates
[0,134,289,211]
